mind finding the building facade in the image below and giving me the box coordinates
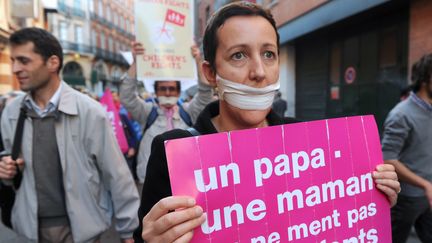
[89,0,134,94]
[44,0,134,95]
[0,0,45,95]
[268,0,432,134]
[197,0,432,134]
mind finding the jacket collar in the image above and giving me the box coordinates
[57,81,78,116]
[194,101,293,135]
[13,82,78,119]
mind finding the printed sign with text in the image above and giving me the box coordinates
[166,116,391,242]
[134,0,196,81]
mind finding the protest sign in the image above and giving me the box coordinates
[166,116,391,242]
[99,88,128,154]
[134,0,196,82]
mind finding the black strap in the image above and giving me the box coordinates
[0,110,4,152]
[186,127,200,136]
[143,106,158,133]
[11,107,26,189]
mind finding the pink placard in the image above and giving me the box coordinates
[166,116,391,242]
[100,88,129,154]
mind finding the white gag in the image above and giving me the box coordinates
[216,75,280,110]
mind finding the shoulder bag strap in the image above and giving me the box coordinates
[12,107,27,189]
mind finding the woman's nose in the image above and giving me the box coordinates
[249,56,265,82]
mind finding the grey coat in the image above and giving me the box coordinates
[1,83,139,242]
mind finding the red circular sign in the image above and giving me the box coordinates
[344,67,356,84]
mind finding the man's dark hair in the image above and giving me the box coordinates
[153,81,181,93]
[411,53,432,93]
[203,1,279,71]
[9,27,63,73]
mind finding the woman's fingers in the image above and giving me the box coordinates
[376,183,398,207]
[160,213,206,243]
[142,196,204,243]
[374,164,400,207]
[146,196,197,222]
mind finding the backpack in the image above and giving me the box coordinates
[143,98,192,133]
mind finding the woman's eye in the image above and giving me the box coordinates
[232,52,245,60]
[263,51,275,59]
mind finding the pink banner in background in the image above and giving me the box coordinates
[166,115,391,243]
[100,89,129,154]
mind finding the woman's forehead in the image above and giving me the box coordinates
[216,16,278,50]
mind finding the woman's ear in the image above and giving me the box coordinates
[202,61,217,88]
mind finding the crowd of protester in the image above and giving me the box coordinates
[2,1,431,243]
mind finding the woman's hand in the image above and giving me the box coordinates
[373,164,400,207]
[142,196,206,243]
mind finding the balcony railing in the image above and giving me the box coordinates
[93,47,129,66]
[58,1,71,14]
[94,47,105,59]
[72,8,85,18]
[61,41,92,54]
[58,1,86,19]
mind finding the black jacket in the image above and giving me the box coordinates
[133,101,298,242]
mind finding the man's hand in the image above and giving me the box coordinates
[423,182,432,208]
[0,155,24,180]
[121,238,134,243]
[126,41,146,78]
[373,164,400,207]
[127,148,136,158]
[132,41,145,61]
[191,45,201,62]
[142,196,206,243]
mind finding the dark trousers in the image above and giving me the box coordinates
[391,195,432,243]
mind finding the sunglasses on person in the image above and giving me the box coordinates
[157,86,178,92]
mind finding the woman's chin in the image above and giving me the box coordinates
[222,101,271,128]
[238,109,270,127]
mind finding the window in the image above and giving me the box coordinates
[98,0,103,17]
[114,12,118,26]
[74,0,81,9]
[126,19,130,33]
[59,21,68,40]
[75,25,83,44]
[88,0,94,12]
[108,37,113,52]
[100,32,106,49]
[106,6,111,22]
[91,31,96,47]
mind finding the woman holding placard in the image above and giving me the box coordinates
[134,2,401,243]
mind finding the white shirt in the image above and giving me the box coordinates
[24,82,62,117]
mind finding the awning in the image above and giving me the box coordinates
[278,0,390,44]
